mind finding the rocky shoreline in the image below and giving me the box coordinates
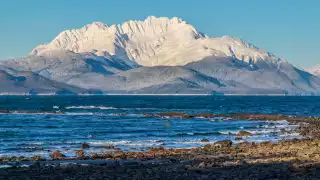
[1,113,320,179]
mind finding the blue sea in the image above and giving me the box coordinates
[0,96,319,158]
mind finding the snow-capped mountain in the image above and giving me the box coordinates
[31,16,281,68]
[0,16,319,95]
[309,65,320,76]
[2,50,138,82]
[0,67,85,94]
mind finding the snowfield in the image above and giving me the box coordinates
[0,16,319,95]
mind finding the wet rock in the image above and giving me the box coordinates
[147,146,165,152]
[222,159,247,166]
[260,141,273,146]
[0,110,9,113]
[281,128,287,133]
[154,140,165,143]
[82,143,90,149]
[6,156,26,162]
[235,137,243,141]
[50,151,65,160]
[151,112,219,119]
[182,114,195,118]
[90,152,113,159]
[156,112,191,118]
[31,155,44,161]
[201,138,209,142]
[237,131,252,137]
[236,142,255,149]
[30,162,41,169]
[144,113,154,117]
[102,145,115,149]
[194,113,215,118]
[7,156,16,162]
[257,124,264,128]
[76,150,85,158]
[91,153,99,159]
[197,162,206,168]
[203,144,217,151]
[113,152,128,160]
[17,156,26,161]
[214,140,233,148]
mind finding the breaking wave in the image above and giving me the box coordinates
[65,106,117,110]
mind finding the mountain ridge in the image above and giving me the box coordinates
[0,67,86,95]
[309,65,320,77]
[0,16,319,95]
[30,16,283,68]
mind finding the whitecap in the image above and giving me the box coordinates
[65,112,94,116]
[88,140,132,145]
[0,165,12,169]
[65,106,117,110]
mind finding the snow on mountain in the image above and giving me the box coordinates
[186,56,320,95]
[31,16,281,67]
[309,65,320,76]
[1,16,319,95]
[0,67,85,94]
[65,65,285,95]
[1,50,138,82]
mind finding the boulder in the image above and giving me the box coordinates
[102,145,115,149]
[82,143,90,149]
[30,162,41,169]
[214,140,233,148]
[194,113,215,118]
[0,110,9,114]
[236,142,255,149]
[200,138,210,142]
[156,112,192,118]
[91,153,99,159]
[50,151,65,160]
[203,144,213,151]
[237,131,252,137]
[31,155,44,161]
[76,150,85,158]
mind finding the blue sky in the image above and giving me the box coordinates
[0,0,319,68]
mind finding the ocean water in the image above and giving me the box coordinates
[0,96,319,158]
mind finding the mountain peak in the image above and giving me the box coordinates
[4,16,320,95]
[309,65,320,76]
[31,16,281,67]
[88,21,108,29]
[144,16,185,24]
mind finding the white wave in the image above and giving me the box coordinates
[88,140,165,147]
[9,111,63,115]
[0,165,12,169]
[220,127,291,136]
[271,124,299,129]
[147,140,165,143]
[88,140,132,145]
[219,131,237,135]
[65,112,94,115]
[267,120,288,124]
[279,133,301,137]
[64,106,190,111]
[65,106,117,110]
